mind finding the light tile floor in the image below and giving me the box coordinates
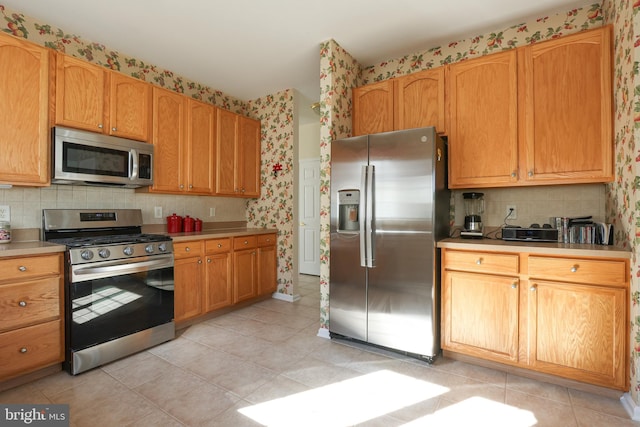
[0,274,636,426]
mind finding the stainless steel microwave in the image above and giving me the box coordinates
[52,127,153,188]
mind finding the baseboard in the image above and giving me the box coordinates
[271,292,301,303]
[621,393,640,421]
[317,327,330,339]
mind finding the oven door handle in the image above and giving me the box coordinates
[71,255,174,282]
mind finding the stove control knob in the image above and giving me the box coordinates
[145,244,155,254]
[98,248,111,258]
[123,246,134,256]
[158,243,168,252]
[80,250,94,261]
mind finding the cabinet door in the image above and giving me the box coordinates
[448,50,518,188]
[151,87,186,193]
[442,270,519,363]
[0,34,50,186]
[519,26,613,184]
[216,109,238,195]
[394,68,446,133]
[233,249,257,303]
[174,256,203,322]
[352,80,394,136]
[109,73,151,141]
[205,252,232,311]
[527,280,627,390]
[257,244,277,295]
[187,100,216,194]
[55,54,106,132]
[238,116,261,197]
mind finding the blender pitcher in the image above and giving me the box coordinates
[463,192,484,232]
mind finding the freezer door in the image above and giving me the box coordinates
[367,127,440,357]
[329,135,368,341]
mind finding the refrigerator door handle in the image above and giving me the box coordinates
[359,165,367,267]
[366,164,375,268]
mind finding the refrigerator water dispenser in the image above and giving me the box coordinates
[337,190,360,232]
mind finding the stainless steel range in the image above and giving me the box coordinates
[42,209,175,375]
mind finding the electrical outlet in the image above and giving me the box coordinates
[0,205,9,222]
[154,206,163,218]
[506,205,517,220]
[209,207,216,217]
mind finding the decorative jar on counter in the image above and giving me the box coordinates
[0,221,10,243]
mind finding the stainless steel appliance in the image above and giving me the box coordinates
[52,127,153,188]
[329,127,450,361]
[43,209,174,375]
[461,192,484,239]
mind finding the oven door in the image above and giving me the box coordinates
[67,256,174,352]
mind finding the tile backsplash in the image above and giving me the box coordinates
[0,186,247,230]
[453,184,606,228]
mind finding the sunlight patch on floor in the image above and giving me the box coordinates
[238,369,449,426]
[403,396,538,427]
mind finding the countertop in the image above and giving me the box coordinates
[0,227,277,258]
[437,237,631,259]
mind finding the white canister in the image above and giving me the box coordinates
[0,221,10,243]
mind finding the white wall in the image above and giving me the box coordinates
[299,122,320,160]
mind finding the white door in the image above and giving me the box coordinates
[299,158,320,276]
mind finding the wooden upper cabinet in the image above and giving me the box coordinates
[216,109,261,197]
[238,115,261,197]
[352,80,394,136]
[394,67,446,134]
[109,73,152,141]
[149,87,186,193]
[186,99,216,194]
[448,50,518,188]
[55,54,151,141]
[55,55,106,132]
[0,32,51,186]
[519,26,613,184]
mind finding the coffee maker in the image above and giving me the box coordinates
[461,192,484,239]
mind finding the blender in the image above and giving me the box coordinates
[461,192,484,239]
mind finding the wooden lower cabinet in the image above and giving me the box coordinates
[174,233,277,323]
[0,253,64,381]
[441,247,629,390]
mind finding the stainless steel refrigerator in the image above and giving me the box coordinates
[329,126,450,361]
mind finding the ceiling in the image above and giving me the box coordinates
[3,0,594,123]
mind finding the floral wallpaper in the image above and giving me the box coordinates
[0,3,295,296]
[603,0,640,406]
[245,90,296,296]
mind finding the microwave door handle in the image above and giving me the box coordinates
[130,149,139,180]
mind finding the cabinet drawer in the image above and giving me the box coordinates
[443,250,519,275]
[0,319,63,380]
[173,241,203,259]
[0,254,61,283]
[0,277,60,332]
[205,238,231,254]
[528,256,627,287]
[257,233,276,247]
[233,235,257,250]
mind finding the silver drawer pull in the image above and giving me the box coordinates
[185,247,190,252]
[476,259,482,265]
[244,240,248,245]
[20,347,27,354]
[197,259,202,264]
[217,244,222,248]
[18,266,27,272]
[570,265,578,273]
[18,301,27,307]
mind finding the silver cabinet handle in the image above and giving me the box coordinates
[185,247,190,252]
[98,124,103,129]
[179,184,184,189]
[511,171,517,178]
[18,301,27,307]
[189,184,193,189]
[197,259,202,264]
[18,266,27,272]
[528,170,533,177]
[530,285,537,292]
[112,127,117,132]
[511,283,518,289]
[217,244,222,248]
[20,347,27,353]
[476,259,482,265]
[207,258,211,263]
[244,240,248,245]
[570,265,578,273]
